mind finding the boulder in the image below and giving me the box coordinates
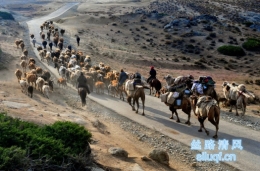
[148,149,169,165]
[108,147,128,158]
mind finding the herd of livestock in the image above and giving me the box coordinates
[13,20,256,139]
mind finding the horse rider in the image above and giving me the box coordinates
[147,66,156,83]
[191,80,203,96]
[133,72,143,89]
[77,72,90,95]
[118,69,128,87]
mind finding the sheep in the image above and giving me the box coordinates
[40,25,43,31]
[28,62,36,70]
[36,77,45,93]
[36,67,43,75]
[59,66,66,78]
[42,84,50,98]
[28,58,36,64]
[20,60,27,73]
[95,81,105,94]
[20,42,25,51]
[23,49,28,57]
[20,55,27,61]
[108,80,119,97]
[42,71,51,81]
[39,50,46,61]
[26,73,37,88]
[59,37,64,43]
[57,78,67,88]
[60,29,65,36]
[48,80,54,92]
[29,69,37,75]
[15,39,23,48]
[27,86,33,98]
[19,79,28,94]
[15,69,23,83]
[53,36,59,47]
[45,51,51,65]
[37,46,43,52]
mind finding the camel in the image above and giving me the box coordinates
[149,78,162,98]
[125,80,145,115]
[222,82,254,116]
[167,96,192,125]
[191,96,220,139]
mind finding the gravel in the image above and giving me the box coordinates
[220,110,260,131]
[65,94,240,171]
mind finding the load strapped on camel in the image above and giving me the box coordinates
[191,76,216,95]
[161,81,191,106]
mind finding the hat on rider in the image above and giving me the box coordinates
[80,72,84,76]
[151,66,154,69]
[121,69,124,72]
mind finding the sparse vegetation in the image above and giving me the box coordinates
[242,38,260,51]
[217,45,245,56]
[0,113,92,170]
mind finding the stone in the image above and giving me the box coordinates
[192,162,197,167]
[141,156,150,161]
[108,147,128,158]
[148,149,169,165]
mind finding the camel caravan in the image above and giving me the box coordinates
[12,19,256,139]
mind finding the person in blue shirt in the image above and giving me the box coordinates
[118,69,128,86]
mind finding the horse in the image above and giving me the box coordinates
[125,80,145,115]
[79,87,87,107]
[191,96,220,139]
[167,96,192,125]
[149,78,162,98]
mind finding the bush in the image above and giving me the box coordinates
[217,45,245,56]
[0,113,92,169]
[0,11,14,20]
[242,38,260,51]
[243,21,253,27]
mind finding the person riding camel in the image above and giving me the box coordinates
[147,66,156,83]
[118,69,128,87]
[133,72,143,89]
[77,72,90,95]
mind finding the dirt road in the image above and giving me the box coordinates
[23,2,260,171]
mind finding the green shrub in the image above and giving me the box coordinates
[217,45,245,56]
[242,38,260,51]
[0,11,14,20]
[0,113,92,169]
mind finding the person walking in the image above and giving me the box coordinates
[49,41,53,51]
[77,72,90,94]
[118,69,128,87]
[32,38,36,47]
[42,40,47,49]
[76,36,80,46]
